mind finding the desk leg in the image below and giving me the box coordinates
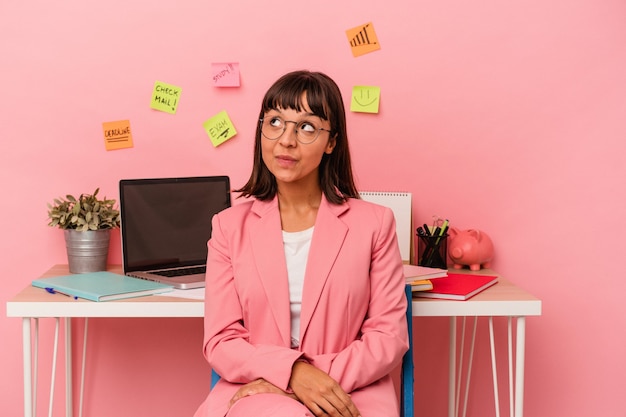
[448,317,456,417]
[22,318,33,417]
[508,317,514,417]
[488,317,501,417]
[65,317,73,417]
[515,317,526,417]
[447,316,527,417]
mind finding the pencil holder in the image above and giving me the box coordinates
[416,234,448,269]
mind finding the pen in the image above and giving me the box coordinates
[420,226,437,265]
[429,219,450,265]
[435,219,449,243]
[439,224,449,240]
[45,287,78,300]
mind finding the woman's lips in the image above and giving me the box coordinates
[276,155,297,168]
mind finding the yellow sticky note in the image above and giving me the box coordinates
[203,110,237,147]
[102,120,133,150]
[346,22,380,57]
[351,86,381,113]
[150,81,182,114]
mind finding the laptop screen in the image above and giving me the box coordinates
[119,176,231,273]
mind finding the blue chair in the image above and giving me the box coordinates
[400,284,415,417]
[210,285,415,416]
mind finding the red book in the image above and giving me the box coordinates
[414,273,498,300]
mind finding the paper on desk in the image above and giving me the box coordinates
[154,287,205,300]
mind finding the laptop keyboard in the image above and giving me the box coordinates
[152,266,206,277]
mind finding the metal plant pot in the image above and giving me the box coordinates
[64,229,111,273]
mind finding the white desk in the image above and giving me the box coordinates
[412,270,541,417]
[7,265,541,417]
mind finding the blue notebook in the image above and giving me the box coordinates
[32,271,174,302]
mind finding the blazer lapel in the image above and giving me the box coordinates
[299,196,349,340]
[249,198,292,346]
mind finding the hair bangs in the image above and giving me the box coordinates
[261,75,331,122]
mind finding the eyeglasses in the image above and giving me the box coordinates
[259,116,331,144]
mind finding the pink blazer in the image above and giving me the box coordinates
[194,195,409,417]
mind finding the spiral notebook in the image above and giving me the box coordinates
[359,191,412,262]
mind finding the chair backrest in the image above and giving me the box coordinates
[210,365,220,389]
[209,285,415,416]
[400,284,415,417]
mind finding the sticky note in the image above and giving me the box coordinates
[102,120,133,150]
[350,86,381,113]
[346,22,380,57]
[150,81,182,114]
[203,110,237,147]
[211,63,240,87]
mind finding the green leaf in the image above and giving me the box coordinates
[47,188,120,230]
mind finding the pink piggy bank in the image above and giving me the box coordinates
[448,227,494,271]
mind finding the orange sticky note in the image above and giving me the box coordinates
[102,120,133,151]
[346,22,380,57]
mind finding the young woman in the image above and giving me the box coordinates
[194,70,408,417]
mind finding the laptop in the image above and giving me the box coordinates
[119,176,231,289]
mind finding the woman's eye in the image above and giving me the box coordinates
[299,122,316,132]
[269,117,283,128]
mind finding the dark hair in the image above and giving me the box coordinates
[236,70,359,204]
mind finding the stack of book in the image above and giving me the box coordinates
[403,264,448,292]
[403,265,499,300]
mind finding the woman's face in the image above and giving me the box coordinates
[261,98,335,190]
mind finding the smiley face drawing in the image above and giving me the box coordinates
[351,86,381,113]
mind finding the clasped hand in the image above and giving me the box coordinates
[228,361,361,417]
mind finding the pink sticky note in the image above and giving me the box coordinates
[211,63,240,87]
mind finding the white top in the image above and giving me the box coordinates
[282,226,314,348]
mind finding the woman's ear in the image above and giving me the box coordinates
[325,135,337,154]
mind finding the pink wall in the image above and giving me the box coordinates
[2,1,625,416]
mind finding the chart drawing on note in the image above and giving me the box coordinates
[346,22,381,57]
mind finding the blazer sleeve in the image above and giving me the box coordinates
[302,206,409,392]
[201,210,303,390]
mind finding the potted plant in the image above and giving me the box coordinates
[47,188,120,273]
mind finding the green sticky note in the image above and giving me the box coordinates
[350,86,380,113]
[150,81,182,114]
[203,110,237,147]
